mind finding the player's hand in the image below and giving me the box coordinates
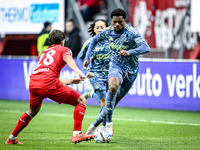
[71,78,82,84]
[83,59,90,70]
[74,68,85,78]
[71,77,85,84]
[119,50,129,56]
[86,72,94,78]
[59,78,85,85]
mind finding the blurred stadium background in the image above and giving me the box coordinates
[0,0,199,111]
[0,0,200,59]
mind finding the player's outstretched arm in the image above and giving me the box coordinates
[77,38,91,70]
[64,56,84,78]
[85,36,98,60]
[128,42,150,55]
[59,77,85,85]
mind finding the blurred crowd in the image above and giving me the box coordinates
[0,0,199,59]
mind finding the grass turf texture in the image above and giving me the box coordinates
[0,100,200,150]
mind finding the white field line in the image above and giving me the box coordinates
[1,109,200,127]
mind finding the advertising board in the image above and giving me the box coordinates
[0,57,199,111]
[0,0,64,34]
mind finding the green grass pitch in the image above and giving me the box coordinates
[0,100,200,150]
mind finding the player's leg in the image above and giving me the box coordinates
[85,84,127,136]
[72,95,87,136]
[92,92,101,103]
[86,107,106,135]
[95,89,107,126]
[86,74,132,136]
[100,81,108,126]
[115,73,138,105]
[99,106,106,126]
[5,88,43,145]
[49,84,95,143]
[72,95,96,143]
[86,90,122,135]
[86,79,107,127]
[93,80,109,126]
[104,76,120,134]
[106,76,120,121]
[83,87,101,103]
[83,76,106,103]
[5,110,34,145]
[105,66,124,134]
[85,89,107,135]
[99,97,106,126]
[48,85,85,136]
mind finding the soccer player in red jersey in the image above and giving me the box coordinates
[5,29,95,145]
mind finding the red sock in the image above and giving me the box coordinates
[11,112,32,137]
[73,103,86,131]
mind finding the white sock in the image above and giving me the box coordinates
[106,122,113,126]
[91,123,96,129]
[73,131,81,137]
[9,134,17,140]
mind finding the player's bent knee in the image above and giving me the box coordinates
[76,95,87,105]
[28,108,40,117]
[108,86,118,93]
[108,77,120,93]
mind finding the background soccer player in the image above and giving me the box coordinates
[5,29,95,145]
[77,19,110,129]
[77,19,109,107]
[83,8,150,134]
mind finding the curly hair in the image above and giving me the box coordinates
[111,8,126,19]
[49,29,65,45]
[88,19,108,37]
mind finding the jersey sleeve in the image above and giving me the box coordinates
[77,38,92,60]
[77,39,91,70]
[128,26,150,55]
[62,47,73,60]
[85,37,97,60]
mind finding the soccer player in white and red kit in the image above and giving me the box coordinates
[5,29,95,145]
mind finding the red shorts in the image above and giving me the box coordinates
[29,84,81,110]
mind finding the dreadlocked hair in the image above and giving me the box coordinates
[111,8,126,19]
[88,19,108,37]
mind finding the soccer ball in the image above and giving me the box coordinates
[94,126,112,143]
